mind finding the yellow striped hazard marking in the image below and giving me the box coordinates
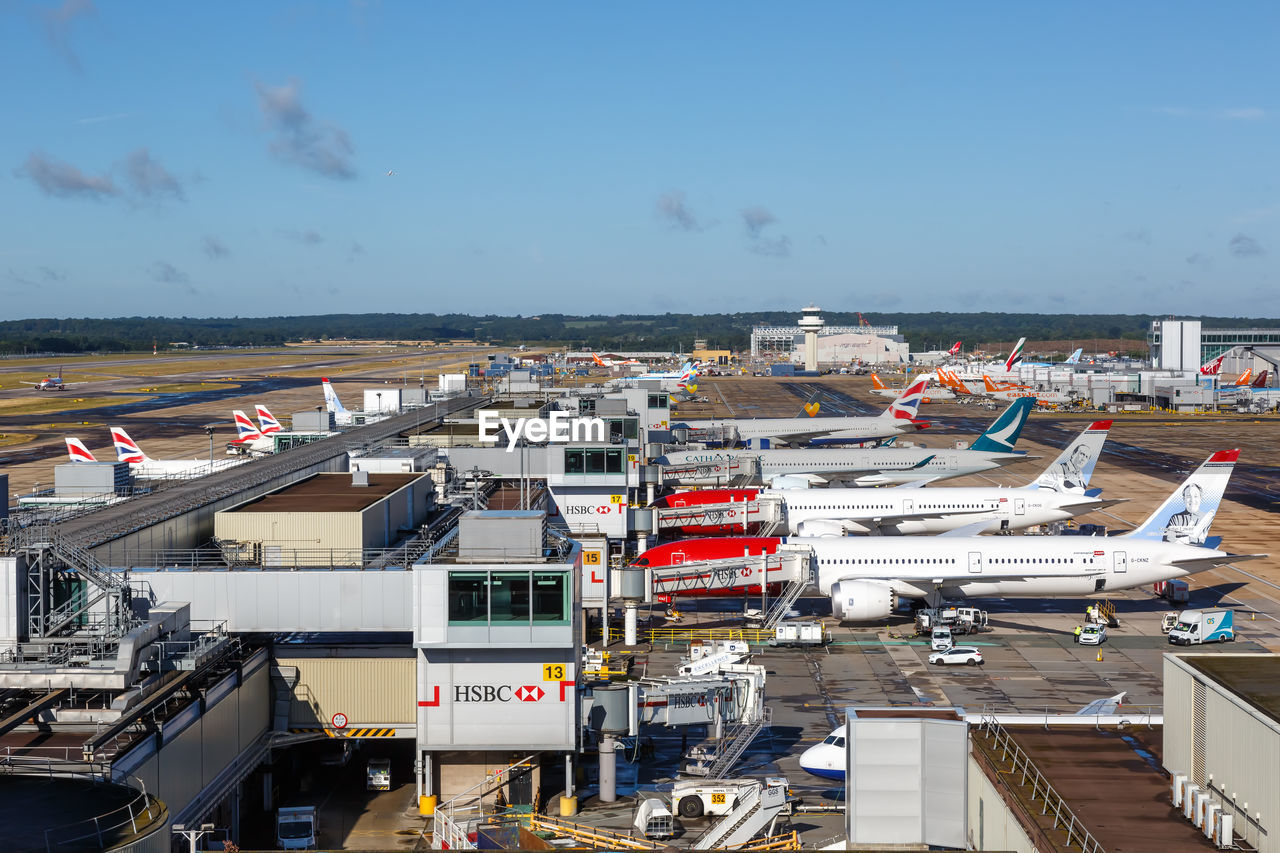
[289,727,397,737]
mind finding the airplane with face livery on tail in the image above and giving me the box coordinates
[635,450,1262,618]
[671,377,931,447]
[650,419,1115,536]
[322,378,355,426]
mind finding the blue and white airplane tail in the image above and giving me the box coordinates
[1064,348,1084,365]
[968,397,1034,453]
[256,405,283,434]
[109,427,154,464]
[233,410,264,441]
[321,377,348,415]
[1030,419,1111,491]
[1123,450,1238,545]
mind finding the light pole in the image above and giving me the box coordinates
[203,424,216,464]
[172,823,217,853]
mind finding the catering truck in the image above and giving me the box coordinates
[1167,609,1235,645]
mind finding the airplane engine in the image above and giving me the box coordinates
[830,580,898,622]
[795,519,851,537]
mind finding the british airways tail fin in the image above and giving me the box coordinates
[321,378,348,414]
[65,437,97,463]
[256,405,283,434]
[882,375,930,420]
[233,410,264,440]
[1004,337,1026,372]
[109,427,152,463]
[1030,420,1111,491]
[1123,450,1238,545]
[969,397,1034,453]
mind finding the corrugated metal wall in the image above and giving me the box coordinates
[278,656,415,727]
[1162,656,1191,780]
[215,511,364,565]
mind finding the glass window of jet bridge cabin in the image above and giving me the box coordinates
[532,572,568,623]
[490,572,531,621]
[449,572,489,623]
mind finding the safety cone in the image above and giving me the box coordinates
[1252,612,1256,621]
[1096,651,1103,662]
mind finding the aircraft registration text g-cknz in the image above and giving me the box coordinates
[477,411,607,452]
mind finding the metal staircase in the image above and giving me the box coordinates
[684,707,772,778]
[693,776,790,850]
[15,525,133,640]
[761,570,812,630]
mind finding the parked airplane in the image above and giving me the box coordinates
[636,450,1261,621]
[1200,354,1226,375]
[1004,337,1026,372]
[651,419,1114,535]
[228,409,276,455]
[635,361,699,387]
[109,427,246,479]
[21,368,67,391]
[870,373,955,401]
[799,693,1129,781]
[591,352,641,368]
[656,398,1034,487]
[670,377,931,447]
[322,377,355,425]
[980,376,1079,405]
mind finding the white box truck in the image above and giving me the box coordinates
[1168,609,1235,645]
[276,805,318,849]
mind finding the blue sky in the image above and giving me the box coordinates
[2,1,1278,319]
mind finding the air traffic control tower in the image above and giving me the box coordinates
[798,304,825,371]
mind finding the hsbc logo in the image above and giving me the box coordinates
[454,684,547,703]
[564,504,616,515]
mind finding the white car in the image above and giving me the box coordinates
[1078,625,1107,645]
[929,646,983,666]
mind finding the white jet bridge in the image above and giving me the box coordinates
[644,548,814,629]
[654,494,785,535]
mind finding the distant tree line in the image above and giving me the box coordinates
[0,312,1272,355]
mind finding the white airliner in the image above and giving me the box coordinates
[319,377,360,426]
[652,419,1115,535]
[591,352,641,368]
[636,450,1261,622]
[670,377,931,447]
[870,373,955,401]
[799,693,1128,781]
[108,427,246,479]
[657,397,1034,487]
[227,410,276,455]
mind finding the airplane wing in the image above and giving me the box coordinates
[891,479,940,489]
[1075,692,1127,715]
[934,521,994,538]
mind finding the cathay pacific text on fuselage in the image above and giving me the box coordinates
[477,411,607,452]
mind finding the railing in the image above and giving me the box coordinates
[522,814,661,850]
[977,714,1106,853]
[37,772,165,852]
[703,706,771,779]
[431,753,539,850]
[647,627,777,645]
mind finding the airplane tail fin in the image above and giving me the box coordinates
[1234,368,1253,386]
[109,427,151,463]
[883,376,930,420]
[255,405,283,434]
[1030,420,1111,491]
[65,437,97,463]
[798,390,822,417]
[870,373,887,390]
[1253,369,1269,388]
[1123,450,1238,545]
[321,378,348,414]
[983,375,1000,393]
[948,341,962,356]
[1004,337,1026,372]
[1065,348,1083,365]
[591,352,606,367]
[969,397,1034,453]
[1200,354,1225,375]
[233,410,264,441]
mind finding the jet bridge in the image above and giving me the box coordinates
[648,549,811,598]
[654,494,784,536]
[659,456,760,487]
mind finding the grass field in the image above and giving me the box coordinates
[0,396,148,417]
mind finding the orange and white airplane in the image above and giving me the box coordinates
[981,375,1078,405]
[591,352,641,368]
[870,373,954,401]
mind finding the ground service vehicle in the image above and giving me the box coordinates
[366,758,391,791]
[671,777,788,819]
[916,606,988,635]
[1077,625,1107,645]
[1161,612,1179,633]
[1153,579,1190,604]
[929,646,983,666]
[277,805,318,850]
[635,797,675,839]
[931,627,954,651]
[768,621,827,647]
[1168,609,1235,645]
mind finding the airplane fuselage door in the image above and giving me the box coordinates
[1113,551,1128,574]
[948,455,958,471]
[672,551,686,566]
[1014,498,1026,516]
[903,499,914,514]
[968,551,983,574]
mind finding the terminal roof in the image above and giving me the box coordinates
[1184,653,1280,725]
[227,472,421,514]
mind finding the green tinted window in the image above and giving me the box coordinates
[448,572,488,623]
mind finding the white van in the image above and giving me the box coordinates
[366,758,391,791]
[931,627,954,651]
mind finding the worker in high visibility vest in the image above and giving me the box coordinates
[1073,625,1083,642]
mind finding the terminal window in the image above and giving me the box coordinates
[532,572,568,622]
[647,394,666,409]
[489,572,531,622]
[564,447,625,475]
[448,572,488,622]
